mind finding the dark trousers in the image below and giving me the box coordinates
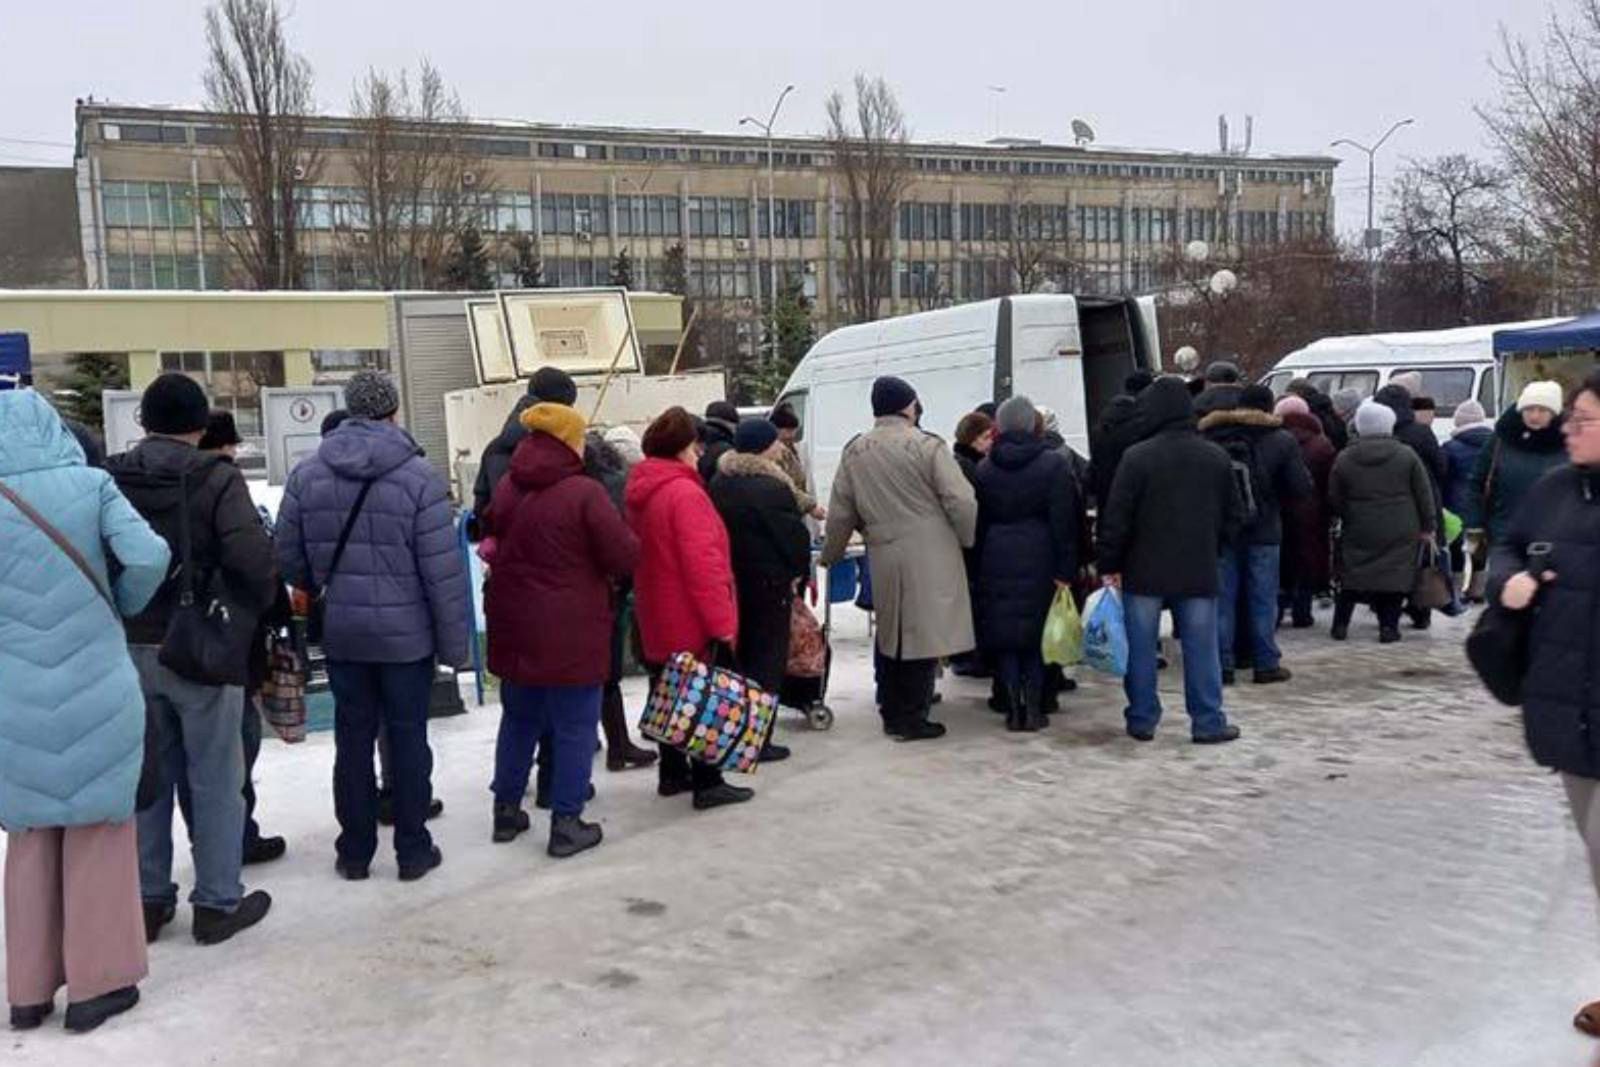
[325,658,436,870]
[648,663,724,794]
[736,579,793,696]
[177,689,263,848]
[1333,590,1403,632]
[494,682,601,817]
[879,656,937,732]
[1278,585,1315,628]
[995,649,1046,712]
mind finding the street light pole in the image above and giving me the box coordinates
[741,84,795,335]
[1332,118,1414,329]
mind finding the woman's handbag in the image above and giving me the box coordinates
[638,650,778,774]
[1409,542,1453,611]
[158,470,258,686]
[1466,603,1533,705]
[257,636,309,742]
[786,599,827,678]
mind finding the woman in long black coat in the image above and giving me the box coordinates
[709,419,813,762]
[1491,369,1600,1038]
[973,395,1081,731]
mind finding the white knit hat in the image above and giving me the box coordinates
[1518,380,1564,415]
[1354,399,1396,438]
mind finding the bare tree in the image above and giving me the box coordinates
[203,0,321,289]
[346,61,491,289]
[826,75,913,324]
[1383,154,1523,325]
[1478,0,1600,300]
[1005,180,1074,295]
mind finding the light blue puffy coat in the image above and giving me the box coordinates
[0,390,170,829]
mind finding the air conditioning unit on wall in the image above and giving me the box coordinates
[734,238,751,253]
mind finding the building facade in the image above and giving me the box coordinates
[73,102,1336,329]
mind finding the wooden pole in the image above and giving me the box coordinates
[667,304,702,377]
[588,329,636,424]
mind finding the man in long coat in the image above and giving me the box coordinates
[821,376,977,741]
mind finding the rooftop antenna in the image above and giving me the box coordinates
[1218,114,1229,154]
[1071,118,1096,146]
[1244,115,1254,156]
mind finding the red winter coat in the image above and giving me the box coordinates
[624,456,738,664]
[1280,411,1336,592]
[483,433,639,686]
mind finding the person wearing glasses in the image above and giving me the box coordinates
[1489,369,1600,1039]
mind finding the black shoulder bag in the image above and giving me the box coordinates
[306,480,375,646]
[158,468,257,687]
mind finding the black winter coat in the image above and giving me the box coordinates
[1465,407,1568,546]
[107,437,278,646]
[973,434,1080,652]
[1304,390,1350,452]
[709,451,812,593]
[1374,385,1445,505]
[1198,408,1313,546]
[698,417,737,486]
[953,442,984,488]
[1088,393,1140,510]
[1327,436,1435,593]
[1489,464,1600,777]
[1097,379,1243,598]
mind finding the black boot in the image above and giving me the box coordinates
[142,901,175,944]
[1020,687,1046,732]
[693,783,755,810]
[1005,686,1027,732]
[601,685,658,771]
[193,890,272,946]
[10,1001,52,1031]
[493,803,530,843]
[242,835,287,865]
[548,814,604,857]
[63,987,139,1034]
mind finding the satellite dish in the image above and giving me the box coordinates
[1071,119,1095,146]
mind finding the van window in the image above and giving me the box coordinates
[773,391,807,441]
[1306,370,1378,399]
[1261,371,1292,396]
[1476,367,1497,413]
[1390,367,1475,416]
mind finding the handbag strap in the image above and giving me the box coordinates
[1481,440,1502,521]
[174,468,196,606]
[318,480,375,599]
[0,477,118,616]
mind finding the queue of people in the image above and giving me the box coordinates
[3,345,1589,1038]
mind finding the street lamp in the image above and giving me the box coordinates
[1332,118,1414,329]
[740,84,795,327]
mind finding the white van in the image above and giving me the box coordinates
[774,294,1160,506]
[1262,319,1565,440]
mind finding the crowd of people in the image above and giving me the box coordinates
[0,348,1594,1037]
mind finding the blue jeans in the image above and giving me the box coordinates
[132,646,246,911]
[494,682,602,817]
[1122,594,1227,738]
[326,658,436,870]
[1218,544,1282,672]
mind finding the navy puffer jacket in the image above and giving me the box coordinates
[973,433,1081,653]
[275,418,470,667]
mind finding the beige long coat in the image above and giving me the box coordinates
[820,415,978,660]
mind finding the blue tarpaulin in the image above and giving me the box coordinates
[1494,313,1600,355]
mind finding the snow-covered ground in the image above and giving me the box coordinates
[5,604,1598,1066]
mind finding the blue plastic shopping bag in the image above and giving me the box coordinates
[1080,587,1129,677]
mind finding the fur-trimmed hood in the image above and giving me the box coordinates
[717,448,813,510]
[1197,407,1283,433]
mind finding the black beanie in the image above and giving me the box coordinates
[140,373,211,436]
[871,376,918,417]
[1124,370,1155,395]
[529,366,578,406]
[1241,384,1275,413]
[705,400,740,425]
[734,418,779,454]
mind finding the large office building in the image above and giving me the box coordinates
[72,101,1336,327]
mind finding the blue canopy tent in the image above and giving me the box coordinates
[0,332,29,390]
[1493,313,1600,355]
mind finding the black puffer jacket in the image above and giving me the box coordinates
[1198,407,1313,546]
[1375,385,1445,505]
[1097,378,1243,598]
[1088,394,1141,510]
[1304,389,1350,452]
[471,396,631,527]
[107,437,278,646]
[1489,464,1600,777]
[708,450,811,591]
[973,433,1080,652]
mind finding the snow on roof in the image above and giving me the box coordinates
[1277,318,1570,368]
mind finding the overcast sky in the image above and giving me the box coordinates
[0,0,1556,235]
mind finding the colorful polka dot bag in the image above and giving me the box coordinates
[638,651,778,774]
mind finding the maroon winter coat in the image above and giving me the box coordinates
[484,432,639,686]
[1280,410,1336,591]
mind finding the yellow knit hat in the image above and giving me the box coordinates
[520,402,587,456]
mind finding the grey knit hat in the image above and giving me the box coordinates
[1354,399,1396,438]
[1331,388,1362,418]
[996,394,1038,435]
[344,370,400,420]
